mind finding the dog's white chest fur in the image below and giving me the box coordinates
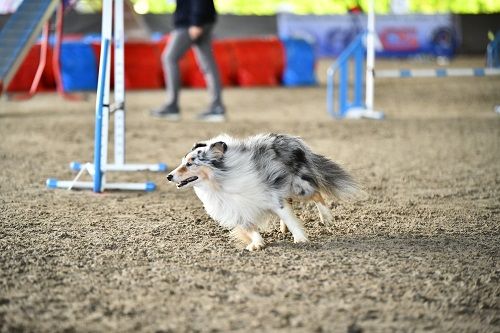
[193,177,274,230]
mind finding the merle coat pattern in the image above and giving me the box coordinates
[167,133,361,251]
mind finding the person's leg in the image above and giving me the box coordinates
[163,28,192,108]
[152,28,191,118]
[192,25,225,119]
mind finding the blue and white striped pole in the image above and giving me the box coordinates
[114,0,126,166]
[93,0,113,193]
[93,38,110,193]
[375,68,500,78]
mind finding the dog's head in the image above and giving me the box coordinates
[167,140,228,189]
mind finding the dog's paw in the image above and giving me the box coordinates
[279,220,288,234]
[293,234,309,243]
[246,241,265,251]
[316,203,334,226]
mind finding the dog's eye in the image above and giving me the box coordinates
[186,162,193,167]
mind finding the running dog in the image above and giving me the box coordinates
[167,133,361,251]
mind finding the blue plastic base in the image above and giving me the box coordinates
[46,178,58,189]
[70,161,82,171]
[145,182,156,192]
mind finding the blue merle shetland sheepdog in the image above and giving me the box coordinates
[167,133,361,251]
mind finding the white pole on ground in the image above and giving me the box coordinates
[114,0,126,166]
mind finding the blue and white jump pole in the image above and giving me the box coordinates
[375,67,500,78]
[47,0,166,192]
[373,33,500,114]
[92,35,110,192]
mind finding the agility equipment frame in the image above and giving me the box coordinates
[47,0,166,192]
[326,0,384,120]
[327,0,500,119]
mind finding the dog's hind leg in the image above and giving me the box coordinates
[273,201,308,243]
[312,192,333,226]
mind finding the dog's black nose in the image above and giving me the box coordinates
[166,174,173,181]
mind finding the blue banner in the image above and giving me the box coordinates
[277,13,459,58]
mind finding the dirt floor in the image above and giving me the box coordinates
[0,56,499,333]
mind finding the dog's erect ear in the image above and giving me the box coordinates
[209,141,227,159]
[191,142,207,151]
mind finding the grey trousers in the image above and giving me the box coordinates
[162,24,223,108]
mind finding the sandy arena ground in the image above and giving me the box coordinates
[0,56,499,332]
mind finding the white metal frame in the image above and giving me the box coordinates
[47,0,166,192]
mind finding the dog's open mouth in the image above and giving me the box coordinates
[176,176,199,188]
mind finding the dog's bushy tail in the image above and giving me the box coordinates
[311,154,363,201]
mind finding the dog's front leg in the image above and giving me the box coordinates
[273,202,308,243]
[245,230,265,251]
[279,220,288,234]
[231,226,265,251]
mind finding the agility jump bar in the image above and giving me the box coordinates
[46,179,156,191]
[375,67,500,78]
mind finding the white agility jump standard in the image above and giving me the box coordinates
[47,0,166,192]
[326,0,384,120]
